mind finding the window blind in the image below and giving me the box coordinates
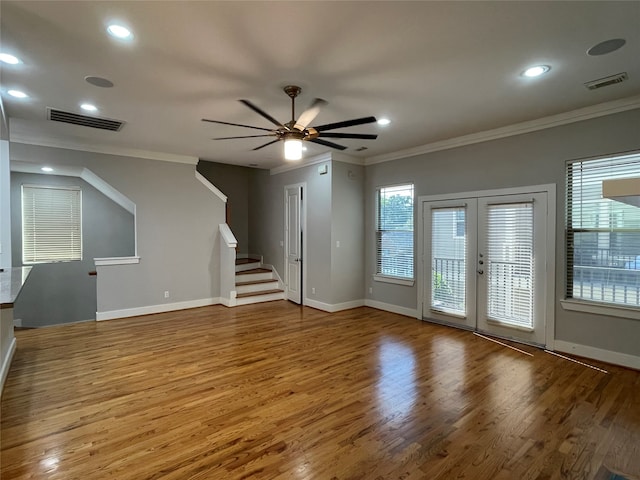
[567,153,640,307]
[376,184,414,279]
[485,202,534,328]
[431,207,466,315]
[22,185,82,264]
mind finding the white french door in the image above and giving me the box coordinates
[422,190,549,346]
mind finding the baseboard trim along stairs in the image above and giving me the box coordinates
[233,256,285,306]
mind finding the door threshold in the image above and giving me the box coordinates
[473,332,534,357]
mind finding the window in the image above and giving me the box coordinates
[22,185,82,264]
[567,153,640,308]
[453,209,465,238]
[376,184,414,281]
[432,206,466,315]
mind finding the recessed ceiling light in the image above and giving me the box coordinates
[0,53,20,64]
[522,65,551,78]
[41,167,54,172]
[81,103,98,112]
[107,24,132,39]
[377,118,391,126]
[7,89,28,98]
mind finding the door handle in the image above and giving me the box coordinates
[294,258,301,262]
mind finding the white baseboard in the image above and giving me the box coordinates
[553,340,640,370]
[96,297,221,321]
[1,337,17,395]
[304,298,365,313]
[365,299,418,318]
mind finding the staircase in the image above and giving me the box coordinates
[234,257,285,306]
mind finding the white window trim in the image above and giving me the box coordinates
[94,256,141,266]
[560,299,640,321]
[373,274,415,286]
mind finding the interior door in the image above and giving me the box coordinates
[422,191,548,347]
[285,185,303,304]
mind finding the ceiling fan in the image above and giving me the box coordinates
[202,85,378,160]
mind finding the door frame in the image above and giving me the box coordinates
[417,184,556,349]
[284,182,307,305]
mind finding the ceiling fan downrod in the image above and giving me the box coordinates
[284,85,302,129]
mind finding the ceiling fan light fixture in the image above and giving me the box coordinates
[284,138,303,161]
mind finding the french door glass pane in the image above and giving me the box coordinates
[485,203,534,328]
[431,207,466,315]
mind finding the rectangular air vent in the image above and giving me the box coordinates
[584,72,628,90]
[47,108,125,131]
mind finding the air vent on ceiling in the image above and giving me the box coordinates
[47,108,125,131]
[584,72,628,90]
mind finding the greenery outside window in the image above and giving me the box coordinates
[375,184,414,283]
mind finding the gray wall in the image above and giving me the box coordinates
[249,161,333,304]
[364,108,640,356]
[248,158,366,306]
[331,161,365,304]
[10,172,134,326]
[10,144,225,317]
[197,160,250,252]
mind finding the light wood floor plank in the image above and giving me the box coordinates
[1,301,639,479]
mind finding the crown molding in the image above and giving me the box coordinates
[331,152,366,167]
[365,95,640,165]
[9,136,198,165]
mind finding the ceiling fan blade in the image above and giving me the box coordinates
[252,139,280,151]
[314,116,377,132]
[295,98,328,130]
[202,118,273,132]
[213,134,277,140]
[313,117,377,132]
[319,133,378,140]
[239,99,283,128]
[309,138,347,151]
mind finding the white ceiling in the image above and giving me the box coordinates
[1,1,639,169]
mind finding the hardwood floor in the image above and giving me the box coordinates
[1,302,639,480]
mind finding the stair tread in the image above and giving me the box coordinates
[236,289,283,298]
[235,258,260,265]
[236,279,278,286]
[236,268,271,275]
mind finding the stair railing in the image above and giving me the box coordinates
[219,223,238,307]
